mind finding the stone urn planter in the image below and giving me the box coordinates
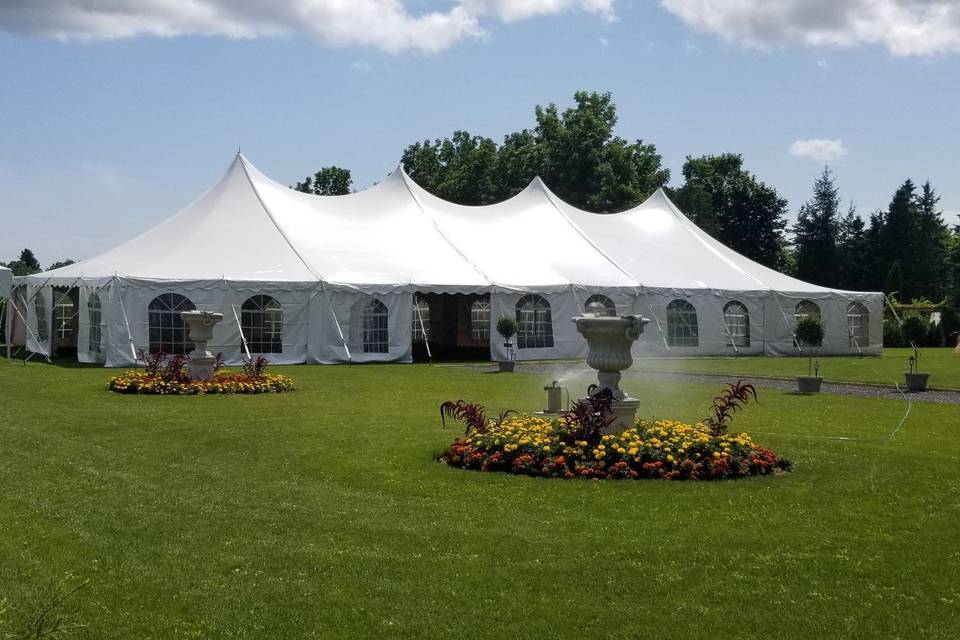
[904,349,929,392]
[904,372,929,392]
[180,310,224,381]
[572,313,649,431]
[796,376,823,394]
[498,343,516,373]
[495,316,518,373]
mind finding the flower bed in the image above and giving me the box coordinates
[441,416,787,480]
[109,370,294,395]
[438,382,790,481]
[108,352,294,395]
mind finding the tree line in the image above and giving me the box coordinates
[292,91,960,313]
[6,91,958,317]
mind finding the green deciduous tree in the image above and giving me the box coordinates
[293,166,352,196]
[400,91,670,211]
[670,153,788,269]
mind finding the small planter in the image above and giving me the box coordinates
[796,376,823,394]
[904,372,929,392]
[498,360,516,373]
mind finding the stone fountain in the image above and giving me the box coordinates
[572,311,649,431]
[180,310,224,381]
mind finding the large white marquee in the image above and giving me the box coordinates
[6,154,883,365]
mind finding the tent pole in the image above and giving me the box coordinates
[116,278,138,362]
[413,294,431,362]
[884,293,917,351]
[8,293,49,363]
[718,306,740,355]
[2,298,10,360]
[232,304,252,361]
[320,282,351,363]
[770,291,802,354]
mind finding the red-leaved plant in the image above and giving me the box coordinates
[136,350,189,382]
[559,384,615,448]
[703,380,758,436]
[241,355,270,379]
[440,400,514,436]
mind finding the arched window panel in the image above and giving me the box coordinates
[847,302,869,348]
[35,294,48,343]
[584,294,616,317]
[471,299,490,342]
[516,295,554,349]
[723,301,750,348]
[666,299,698,347]
[88,292,103,355]
[241,295,283,354]
[53,290,75,340]
[148,293,196,354]
[363,298,389,354]
[794,300,823,347]
[411,297,430,342]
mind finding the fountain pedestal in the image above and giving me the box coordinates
[180,310,224,381]
[573,313,649,431]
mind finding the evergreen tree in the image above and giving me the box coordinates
[5,248,41,276]
[671,153,788,269]
[837,203,870,290]
[879,180,920,299]
[793,166,841,287]
[913,181,951,300]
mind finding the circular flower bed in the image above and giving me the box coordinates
[441,416,788,480]
[109,370,294,395]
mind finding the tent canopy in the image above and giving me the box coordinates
[22,153,868,296]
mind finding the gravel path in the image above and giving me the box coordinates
[453,362,960,405]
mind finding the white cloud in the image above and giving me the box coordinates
[660,1,960,56]
[351,60,372,71]
[0,0,615,53]
[789,139,848,163]
[462,0,615,23]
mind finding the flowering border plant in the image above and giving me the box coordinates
[108,352,294,395]
[439,383,790,481]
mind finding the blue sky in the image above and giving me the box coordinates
[2,0,959,265]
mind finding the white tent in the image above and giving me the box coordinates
[0,266,10,300]
[7,154,883,366]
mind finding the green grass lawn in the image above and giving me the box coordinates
[636,347,960,389]
[1,359,958,639]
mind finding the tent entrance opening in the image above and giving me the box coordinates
[412,293,490,362]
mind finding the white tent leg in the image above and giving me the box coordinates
[232,304,252,361]
[8,294,50,363]
[116,279,138,362]
[414,295,432,362]
[320,283,351,363]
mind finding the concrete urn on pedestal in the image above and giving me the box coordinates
[572,313,649,431]
[180,310,224,381]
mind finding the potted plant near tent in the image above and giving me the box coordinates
[904,347,930,392]
[496,316,518,373]
[795,316,824,394]
[900,316,931,391]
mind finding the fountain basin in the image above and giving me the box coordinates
[180,310,224,381]
[573,314,649,431]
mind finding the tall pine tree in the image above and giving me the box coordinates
[793,166,842,287]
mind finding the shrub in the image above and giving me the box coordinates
[900,315,928,347]
[794,316,824,348]
[496,316,518,341]
[883,318,904,347]
[703,380,758,436]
